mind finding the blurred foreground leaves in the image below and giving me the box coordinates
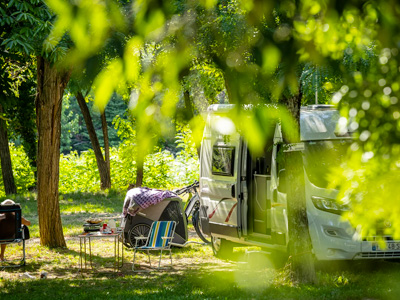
[42,0,400,238]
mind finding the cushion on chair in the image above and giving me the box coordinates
[145,221,174,248]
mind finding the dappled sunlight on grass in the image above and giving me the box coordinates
[60,202,115,214]
[4,192,400,299]
[3,237,400,299]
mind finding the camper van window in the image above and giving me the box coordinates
[303,140,351,188]
[212,146,235,176]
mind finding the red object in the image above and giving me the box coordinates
[103,223,107,230]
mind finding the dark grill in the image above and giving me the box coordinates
[358,252,400,258]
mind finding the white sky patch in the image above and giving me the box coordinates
[129,90,139,110]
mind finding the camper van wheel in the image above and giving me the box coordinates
[211,235,233,259]
[128,223,150,248]
[192,208,211,244]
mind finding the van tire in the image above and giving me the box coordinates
[211,235,233,259]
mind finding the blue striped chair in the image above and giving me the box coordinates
[132,221,176,271]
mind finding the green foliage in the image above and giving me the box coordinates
[0,143,35,197]
[55,127,199,194]
[1,0,52,57]
[143,150,175,188]
[58,150,100,194]
[185,61,227,109]
[329,46,400,239]
[110,125,199,191]
[300,64,342,105]
[60,93,81,154]
[60,92,127,154]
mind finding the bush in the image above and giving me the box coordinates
[59,150,100,194]
[0,129,199,196]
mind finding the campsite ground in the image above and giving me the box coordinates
[1,192,400,299]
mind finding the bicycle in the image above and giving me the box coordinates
[174,181,211,244]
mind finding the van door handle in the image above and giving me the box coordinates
[231,185,235,198]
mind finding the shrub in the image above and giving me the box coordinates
[1,129,199,195]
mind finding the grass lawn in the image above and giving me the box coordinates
[2,192,400,299]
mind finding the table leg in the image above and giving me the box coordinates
[114,235,117,271]
[118,234,124,269]
[89,237,93,269]
[79,237,83,273]
[84,237,87,270]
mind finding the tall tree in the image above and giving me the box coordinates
[76,91,111,189]
[100,111,110,180]
[0,105,17,195]
[3,0,128,247]
[36,56,70,247]
[1,0,73,247]
[0,53,19,195]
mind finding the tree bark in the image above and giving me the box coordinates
[0,104,17,195]
[76,92,111,189]
[100,110,111,187]
[283,93,316,284]
[135,159,144,187]
[36,56,70,248]
[286,150,316,284]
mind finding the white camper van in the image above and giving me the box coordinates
[198,104,400,260]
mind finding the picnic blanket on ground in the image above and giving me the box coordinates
[122,187,178,217]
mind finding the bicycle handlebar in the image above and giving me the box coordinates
[174,181,199,196]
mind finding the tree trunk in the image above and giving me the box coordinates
[36,56,70,248]
[76,92,110,189]
[283,93,316,284]
[135,159,144,187]
[286,150,316,284]
[0,105,17,195]
[100,111,111,188]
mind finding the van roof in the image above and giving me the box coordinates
[206,104,349,140]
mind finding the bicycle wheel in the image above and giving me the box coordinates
[192,208,211,244]
[128,223,150,248]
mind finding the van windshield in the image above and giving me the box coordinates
[303,139,351,188]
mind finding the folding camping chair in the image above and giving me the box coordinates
[0,203,27,268]
[132,221,176,271]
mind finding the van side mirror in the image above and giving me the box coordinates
[278,169,287,193]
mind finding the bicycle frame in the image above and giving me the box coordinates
[174,181,200,220]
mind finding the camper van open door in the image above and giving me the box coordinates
[199,106,242,252]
